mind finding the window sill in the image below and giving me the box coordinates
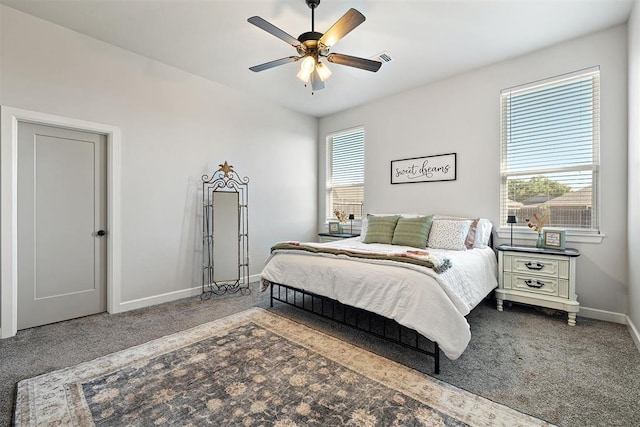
[496,228,605,244]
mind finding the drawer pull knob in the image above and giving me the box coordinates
[525,262,544,271]
[525,280,545,289]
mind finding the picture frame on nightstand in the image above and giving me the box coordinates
[328,221,340,234]
[543,229,566,250]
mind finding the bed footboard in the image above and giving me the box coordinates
[268,281,440,374]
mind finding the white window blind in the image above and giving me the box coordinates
[500,67,600,232]
[326,128,364,220]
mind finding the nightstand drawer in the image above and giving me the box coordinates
[509,256,560,278]
[505,273,559,296]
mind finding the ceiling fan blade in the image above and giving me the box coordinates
[248,16,304,50]
[310,68,325,91]
[326,53,382,72]
[249,56,299,72]
[319,8,365,48]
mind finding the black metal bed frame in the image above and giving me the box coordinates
[268,281,440,374]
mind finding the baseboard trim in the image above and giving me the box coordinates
[627,316,640,353]
[535,306,638,352]
[578,306,627,324]
[118,274,262,312]
[119,286,202,312]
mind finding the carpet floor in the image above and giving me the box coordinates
[1,282,639,426]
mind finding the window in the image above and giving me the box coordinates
[326,127,364,221]
[500,67,600,233]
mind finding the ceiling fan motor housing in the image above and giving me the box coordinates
[298,31,322,43]
[298,31,329,56]
[306,0,320,9]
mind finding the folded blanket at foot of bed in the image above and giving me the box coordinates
[270,242,452,273]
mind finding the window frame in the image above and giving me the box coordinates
[324,126,365,225]
[499,67,603,242]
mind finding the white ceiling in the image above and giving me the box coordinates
[1,0,633,117]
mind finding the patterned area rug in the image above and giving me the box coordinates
[15,308,553,426]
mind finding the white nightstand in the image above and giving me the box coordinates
[317,233,360,243]
[496,244,580,326]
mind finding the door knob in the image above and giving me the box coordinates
[97,230,106,236]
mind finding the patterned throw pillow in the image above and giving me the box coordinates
[391,215,433,249]
[427,219,473,250]
[435,216,479,249]
[362,215,400,244]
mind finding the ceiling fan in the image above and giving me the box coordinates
[248,0,382,91]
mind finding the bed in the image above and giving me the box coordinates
[260,215,498,373]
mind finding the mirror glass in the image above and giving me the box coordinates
[212,191,239,283]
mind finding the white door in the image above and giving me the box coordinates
[17,122,107,329]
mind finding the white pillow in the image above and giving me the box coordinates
[474,219,493,248]
[427,219,473,250]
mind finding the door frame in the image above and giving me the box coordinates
[1,106,122,338]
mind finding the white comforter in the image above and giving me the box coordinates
[260,237,498,360]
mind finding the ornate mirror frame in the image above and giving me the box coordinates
[201,161,250,298]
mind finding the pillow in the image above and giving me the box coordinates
[360,217,368,238]
[474,219,493,248]
[435,216,479,249]
[361,213,423,241]
[391,215,434,249]
[427,219,473,250]
[370,213,423,218]
[362,214,400,244]
[465,218,479,248]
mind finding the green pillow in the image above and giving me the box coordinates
[391,215,433,249]
[363,215,400,244]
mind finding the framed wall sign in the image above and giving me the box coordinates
[543,230,566,250]
[391,153,457,184]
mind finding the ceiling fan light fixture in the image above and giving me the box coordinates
[296,67,312,83]
[300,55,315,72]
[315,61,332,81]
[297,56,315,82]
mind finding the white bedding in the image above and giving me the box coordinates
[260,237,498,360]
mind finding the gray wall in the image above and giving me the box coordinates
[0,6,318,307]
[319,25,629,317]
[628,1,640,336]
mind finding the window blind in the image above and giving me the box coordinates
[326,128,364,220]
[500,67,600,231]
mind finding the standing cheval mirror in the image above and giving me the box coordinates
[201,161,250,298]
